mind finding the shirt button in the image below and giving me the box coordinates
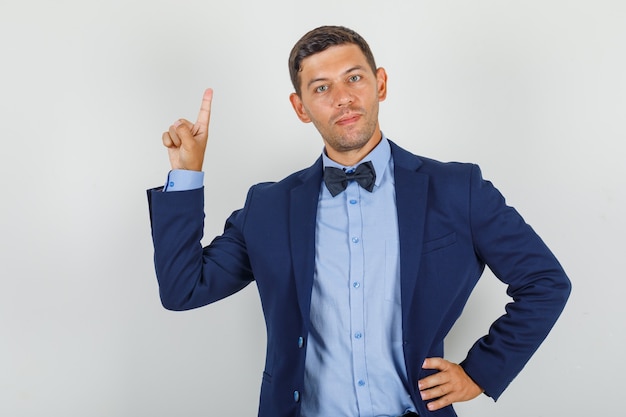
[358,380,366,387]
[293,390,300,402]
[298,337,304,348]
[168,181,175,188]
[354,332,362,339]
[352,282,360,289]
[349,199,358,205]
[352,237,360,243]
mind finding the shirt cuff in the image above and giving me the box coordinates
[163,170,204,192]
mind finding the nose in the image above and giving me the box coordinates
[333,84,353,107]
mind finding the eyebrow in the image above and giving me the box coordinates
[306,65,366,89]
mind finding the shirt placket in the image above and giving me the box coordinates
[346,180,373,414]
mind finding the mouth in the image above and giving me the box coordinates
[335,113,362,126]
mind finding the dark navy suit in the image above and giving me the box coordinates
[147,140,571,417]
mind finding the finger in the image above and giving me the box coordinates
[173,119,197,147]
[193,88,213,135]
[420,383,448,401]
[419,358,450,390]
[162,131,174,148]
[425,393,454,412]
[168,124,182,147]
[418,372,446,391]
[420,365,483,410]
[421,380,456,411]
[169,119,194,145]
[422,357,447,371]
[175,118,195,131]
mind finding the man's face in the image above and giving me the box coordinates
[289,44,387,165]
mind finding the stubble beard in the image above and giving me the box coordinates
[316,106,380,155]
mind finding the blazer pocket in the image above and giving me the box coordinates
[422,232,457,254]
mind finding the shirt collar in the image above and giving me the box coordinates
[321,133,391,188]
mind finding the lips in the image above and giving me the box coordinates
[335,113,362,126]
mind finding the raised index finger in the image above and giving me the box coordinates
[193,88,213,134]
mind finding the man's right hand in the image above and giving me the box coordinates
[162,88,213,171]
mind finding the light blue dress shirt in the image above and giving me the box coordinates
[301,136,415,417]
[162,169,204,192]
[164,136,416,416]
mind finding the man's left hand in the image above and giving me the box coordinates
[418,357,484,411]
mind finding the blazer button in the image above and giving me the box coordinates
[293,390,300,402]
[298,337,304,348]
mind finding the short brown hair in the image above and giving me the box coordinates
[288,25,378,96]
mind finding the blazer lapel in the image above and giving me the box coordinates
[289,158,323,322]
[390,142,429,322]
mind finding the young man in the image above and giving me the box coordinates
[148,26,571,417]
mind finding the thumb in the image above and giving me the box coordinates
[173,119,196,145]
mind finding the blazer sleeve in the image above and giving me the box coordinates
[147,186,254,311]
[460,165,571,400]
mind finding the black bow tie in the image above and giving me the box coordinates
[323,161,376,197]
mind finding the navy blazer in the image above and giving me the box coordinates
[147,141,571,417]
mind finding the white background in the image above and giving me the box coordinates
[1,1,624,416]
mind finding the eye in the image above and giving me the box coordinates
[349,75,361,82]
[315,85,329,93]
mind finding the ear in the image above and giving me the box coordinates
[376,67,388,102]
[289,92,312,123]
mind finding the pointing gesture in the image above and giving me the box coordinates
[162,88,213,171]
